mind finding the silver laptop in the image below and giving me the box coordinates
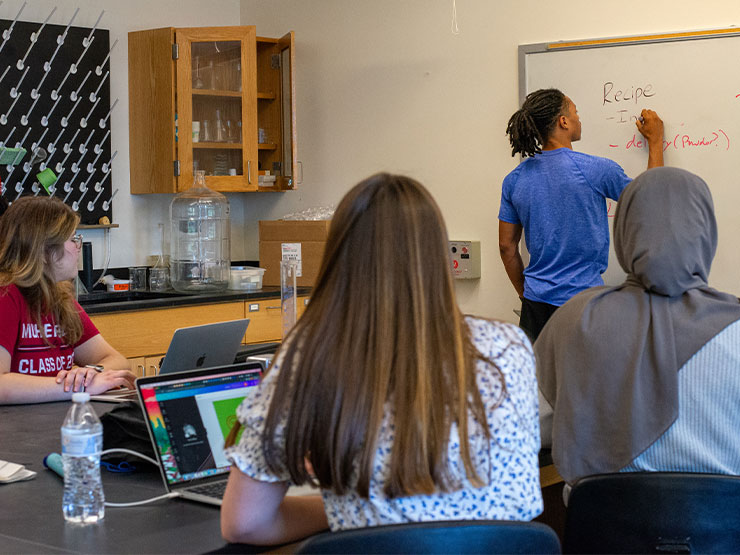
[158,318,250,374]
[91,319,249,402]
[136,362,263,505]
[246,353,274,370]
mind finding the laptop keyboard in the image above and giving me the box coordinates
[115,389,139,399]
[187,480,228,499]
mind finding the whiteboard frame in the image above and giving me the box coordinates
[519,27,740,104]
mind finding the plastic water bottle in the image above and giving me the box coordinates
[61,392,105,523]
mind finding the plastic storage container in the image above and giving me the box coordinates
[229,266,265,290]
[105,277,130,292]
[170,170,231,292]
[61,392,105,523]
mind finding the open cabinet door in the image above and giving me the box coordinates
[129,28,177,194]
[277,31,297,189]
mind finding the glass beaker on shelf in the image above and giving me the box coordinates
[192,56,205,89]
[201,120,213,142]
[213,110,227,142]
[226,58,241,92]
[150,223,170,291]
[225,120,236,143]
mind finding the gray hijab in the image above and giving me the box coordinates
[535,167,740,484]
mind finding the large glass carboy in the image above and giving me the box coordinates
[170,170,230,292]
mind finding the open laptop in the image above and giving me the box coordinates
[159,318,250,374]
[136,361,263,505]
[91,318,250,402]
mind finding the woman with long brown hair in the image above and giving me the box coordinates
[0,196,134,404]
[221,173,542,545]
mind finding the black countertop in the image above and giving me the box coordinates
[79,286,312,315]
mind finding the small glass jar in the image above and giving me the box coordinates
[149,267,170,291]
[128,266,148,291]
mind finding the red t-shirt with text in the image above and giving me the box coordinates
[0,284,100,376]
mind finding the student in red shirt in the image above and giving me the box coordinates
[0,196,135,404]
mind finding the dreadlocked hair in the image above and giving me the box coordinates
[506,88,566,158]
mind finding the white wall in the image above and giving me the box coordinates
[239,0,740,321]
[7,1,740,321]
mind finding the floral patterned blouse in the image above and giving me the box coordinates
[225,317,543,530]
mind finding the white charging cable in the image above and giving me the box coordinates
[100,448,181,508]
[105,491,180,507]
[100,447,158,466]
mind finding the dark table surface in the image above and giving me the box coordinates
[0,400,555,554]
[0,401,226,554]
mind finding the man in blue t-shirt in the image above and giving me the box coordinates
[498,88,663,342]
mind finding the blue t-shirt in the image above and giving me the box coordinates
[498,149,631,306]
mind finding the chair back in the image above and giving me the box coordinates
[564,472,740,553]
[296,519,560,554]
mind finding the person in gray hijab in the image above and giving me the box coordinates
[535,166,740,485]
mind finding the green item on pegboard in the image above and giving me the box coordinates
[0,147,27,165]
[37,168,57,194]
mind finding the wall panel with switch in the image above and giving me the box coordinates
[449,240,480,279]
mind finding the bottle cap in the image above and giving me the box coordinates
[72,392,90,403]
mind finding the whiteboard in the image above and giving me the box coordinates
[521,29,740,294]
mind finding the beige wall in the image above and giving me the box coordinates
[6,1,740,321]
[239,0,740,321]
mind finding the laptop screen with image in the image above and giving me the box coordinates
[137,363,262,487]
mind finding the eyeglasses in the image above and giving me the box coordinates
[70,234,83,249]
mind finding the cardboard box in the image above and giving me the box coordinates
[259,220,331,286]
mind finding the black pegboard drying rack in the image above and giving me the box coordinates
[0,3,117,225]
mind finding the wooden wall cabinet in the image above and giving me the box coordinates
[129,26,296,194]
